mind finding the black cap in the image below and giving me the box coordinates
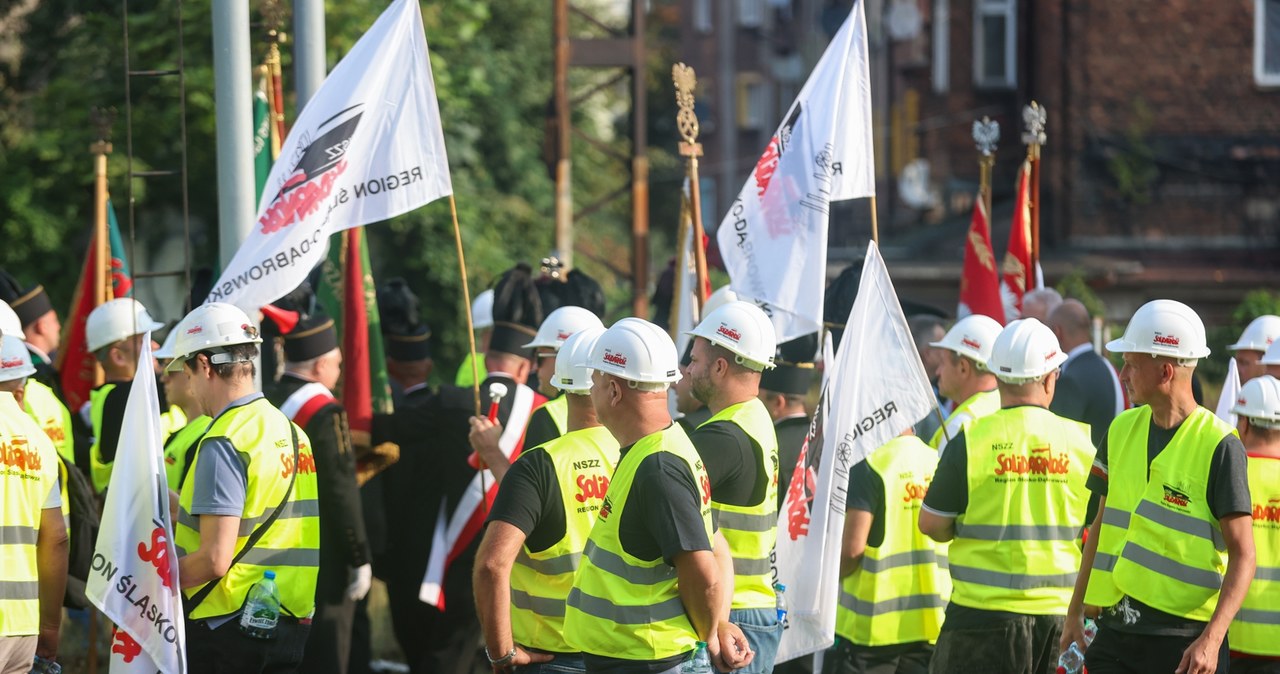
[760,333,819,395]
[0,269,54,329]
[282,313,338,362]
[489,264,543,358]
[385,324,431,361]
[537,265,606,319]
[378,277,432,361]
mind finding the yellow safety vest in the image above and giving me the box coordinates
[542,395,568,437]
[949,407,1093,615]
[455,351,488,388]
[930,389,1000,450]
[837,435,950,646]
[89,383,117,493]
[24,379,74,465]
[698,398,779,609]
[1232,453,1280,656]
[0,392,60,636]
[564,424,712,660]
[1085,407,1236,621]
[161,404,188,444]
[509,425,620,653]
[164,415,212,492]
[176,397,321,621]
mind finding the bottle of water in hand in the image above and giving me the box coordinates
[774,583,789,628]
[1056,643,1084,674]
[239,570,281,639]
[681,641,713,674]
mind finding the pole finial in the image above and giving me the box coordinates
[1022,101,1047,147]
[973,116,1000,157]
[90,107,116,155]
[673,63,702,157]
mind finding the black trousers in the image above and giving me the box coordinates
[299,561,356,674]
[186,615,311,674]
[1084,627,1230,674]
[822,639,932,674]
[929,614,1062,674]
[776,654,816,674]
[1231,657,1280,674]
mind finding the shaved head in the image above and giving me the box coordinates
[1049,299,1091,350]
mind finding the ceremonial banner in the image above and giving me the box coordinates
[1216,357,1241,426]
[716,0,874,341]
[957,197,1005,324]
[208,0,452,310]
[774,242,935,662]
[86,336,186,673]
[1000,160,1033,321]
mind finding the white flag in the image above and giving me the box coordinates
[668,180,703,419]
[86,335,186,674]
[207,0,452,310]
[774,242,935,662]
[716,0,874,341]
[1216,357,1242,426]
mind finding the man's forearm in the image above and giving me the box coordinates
[36,516,68,654]
[677,550,724,642]
[473,556,515,656]
[1203,535,1255,640]
[178,550,221,589]
[712,532,734,620]
[1067,500,1105,619]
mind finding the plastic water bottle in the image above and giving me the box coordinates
[1056,642,1085,674]
[774,582,789,628]
[239,570,281,639]
[1083,618,1098,645]
[681,641,713,674]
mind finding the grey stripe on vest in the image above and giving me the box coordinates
[1094,552,1118,573]
[510,588,566,617]
[238,499,320,537]
[1134,501,1225,551]
[733,556,773,576]
[566,587,687,624]
[238,546,320,568]
[178,507,199,533]
[955,523,1079,542]
[583,541,676,585]
[1254,565,1280,582]
[1235,607,1280,626]
[1102,508,1131,530]
[0,525,37,546]
[838,590,945,617]
[515,549,580,576]
[0,580,39,601]
[949,563,1076,590]
[860,550,941,573]
[1119,542,1222,590]
[714,509,778,533]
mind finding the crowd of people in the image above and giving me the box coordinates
[1,262,1278,674]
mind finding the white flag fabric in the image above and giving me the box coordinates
[1216,357,1241,426]
[86,335,186,674]
[716,0,874,341]
[774,242,935,662]
[669,180,703,419]
[207,0,451,310]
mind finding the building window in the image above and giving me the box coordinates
[694,0,712,33]
[739,0,765,28]
[933,0,949,93]
[736,72,770,130]
[973,0,1015,89]
[1257,0,1280,86]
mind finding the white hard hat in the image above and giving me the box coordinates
[1106,299,1211,361]
[86,298,164,353]
[523,306,605,350]
[164,303,263,372]
[930,314,1004,367]
[988,318,1068,383]
[0,335,36,382]
[1228,315,1280,352]
[1263,338,1280,366]
[553,326,606,393]
[687,300,777,371]
[590,318,681,385]
[155,327,179,360]
[0,301,22,337]
[1232,375,1280,429]
[471,289,495,330]
[702,285,739,318]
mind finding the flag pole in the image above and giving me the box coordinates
[1021,102,1047,283]
[448,195,481,417]
[870,196,879,245]
[673,64,709,315]
[670,190,692,344]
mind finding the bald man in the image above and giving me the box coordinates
[1020,288,1063,322]
[1048,300,1124,449]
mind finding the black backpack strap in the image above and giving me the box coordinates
[185,421,300,616]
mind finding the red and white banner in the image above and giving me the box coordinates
[207,0,451,310]
[716,0,874,341]
[958,196,1005,324]
[86,335,186,673]
[1000,160,1034,321]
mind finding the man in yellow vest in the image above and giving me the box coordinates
[564,318,753,673]
[0,333,66,673]
[156,331,212,492]
[927,314,1003,450]
[510,306,603,452]
[84,297,164,493]
[1226,375,1280,669]
[684,300,783,671]
[919,318,1094,672]
[169,303,321,672]
[827,427,950,673]
[1064,300,1254,674]
[472,327,618,672]
[0,301,75,468]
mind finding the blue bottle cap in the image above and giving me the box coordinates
[775,583,786,592]
[264,570,276,580]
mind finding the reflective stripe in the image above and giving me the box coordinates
[1236,608,1280,626]
[1118,543,1221,590]
[515,549,580,576]
[511,588,566,617]
[178,507,199,532]
[0,526,37,546]
[954,523,1078,542]
[949,564,1076,590]
[838,590,946,617]
[1094,553,1118,573]
[1102,508,1131,530]
[733,557,773,576]
[715,509,777,533]
[0,581,39,600]
[582,541,675,585]
[859,550,942,573]
[1255,565,1280,582]
[238,499,320,537]
[1134,501,1224,550]
[237,547,320,568]
[567,587,686,624]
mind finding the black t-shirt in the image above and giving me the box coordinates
[485,447,566,552]
[845,460,886,548]
[690,419,766,516]
[1087,415,1251,636]
[524,403,562,451]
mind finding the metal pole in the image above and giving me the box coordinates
[212,0,256,269]
[553,0,573,269]
[717,0,736,226]
[630,0,649,318]
[294,0,327,110]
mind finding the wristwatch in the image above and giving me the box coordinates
[485,646,517,668]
